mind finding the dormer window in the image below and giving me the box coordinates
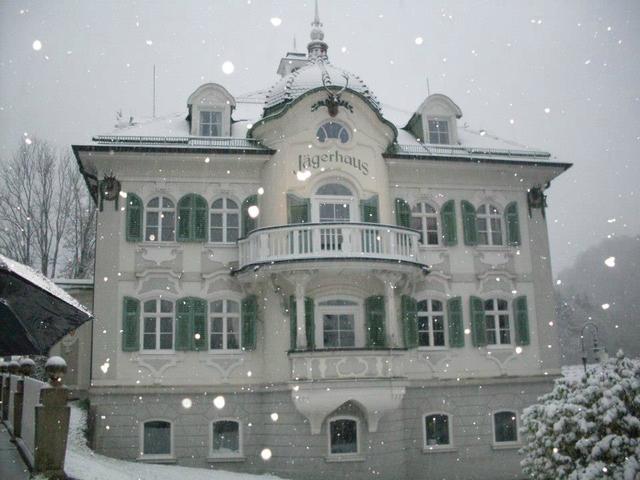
[427,119,450,144]
[200,111,222,137]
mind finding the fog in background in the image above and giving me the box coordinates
[1,0,638,274]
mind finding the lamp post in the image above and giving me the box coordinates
[580,322,607,373]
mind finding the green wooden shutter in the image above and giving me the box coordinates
[242,295,258,350]
[514,296,530,346]
[447,297,464,347]
[242,195,258,237]
[287,194,310,224]
[175,297,193,351]
[360,195,379,223]
[461,201,478,246]
[441,200,457,246]
[401,295,418,349]
[177,195,192,241]
[289,296,297,350]
[125,194,143,242]
[122,297,140,351]
[192,298,207,351]
[365,296,386,348]
[305,297,315,349]
[394,198,411,228]
[469,296,486,347]
[505,202,521,246]
[193,195,208,242]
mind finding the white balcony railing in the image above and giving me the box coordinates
[289,349,406,381]
[237,222,423,270]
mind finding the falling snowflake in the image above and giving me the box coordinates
[261,448,272,460]
[415,37,424,45]
[270,17,282,27]
[601,303,610,310]
[181,398,192,409]
[213,395,225,409]
[604,256,615,267]
[32,40,42,51]
[222,61,235,74]
[248,205,260,218]
[270,413,279,422]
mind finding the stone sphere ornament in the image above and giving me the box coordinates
[45,356,67,386]
[8,360,20,375]
[19,358,36,377]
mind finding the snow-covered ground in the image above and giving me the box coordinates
[34,404,284,480]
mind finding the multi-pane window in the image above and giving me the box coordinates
[143,421,172,456]
[209,300,240,351]
[319,299,358,348]
[329,418,358,455]
[484,298,510,345]
[199,111,222,136]
[476,204,503,245]
[411,202,439,245]
[210,198,239,243]
[145,197,175,242]
[142,299,174,351]
[425,414,450,447]
[417,299,446,347]
[316,122,350,144]
[427,119,450,144]
[494,411,518,443]
[211,420,240,456]
[316,183,353,251]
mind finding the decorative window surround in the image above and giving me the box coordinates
[327,416,361,461]
[492,410,520,447]
[209,419,243,461]
[423,413,453,450]
[138,420,174,462]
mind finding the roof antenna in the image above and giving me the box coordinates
[293,35,297,51]
[152,64,157,118]
[426,77,431,96]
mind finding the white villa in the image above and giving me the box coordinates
[68,4,570,479]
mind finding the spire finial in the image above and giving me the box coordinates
[308,0,328,60]
[313,0,321,27]
[293,35,297,51]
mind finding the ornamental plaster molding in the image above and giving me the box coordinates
[291,382,406,434]
[132,354,183,384]
[201,356,245,382]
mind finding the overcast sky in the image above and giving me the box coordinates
[1,0,638,274]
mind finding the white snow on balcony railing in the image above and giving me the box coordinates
[238,223,423,270]
[92,135,270,150]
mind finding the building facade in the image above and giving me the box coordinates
[72,7,570,480]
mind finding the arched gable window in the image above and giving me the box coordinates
[210,197,239,243]
[145,196,175,242]
[316,122,350,144]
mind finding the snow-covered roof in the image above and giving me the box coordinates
[264,59,380,113]
[0,254,92,316]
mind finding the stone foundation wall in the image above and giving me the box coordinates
[89,377,554,480]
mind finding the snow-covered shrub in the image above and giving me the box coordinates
[520,351,640,480]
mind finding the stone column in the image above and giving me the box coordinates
[12,358,35,440]
[33,356,70,480]
[380,274,404,348]
[295,282,307,349]
[6,360,20,433]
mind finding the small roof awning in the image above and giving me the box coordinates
[0,255,93,356]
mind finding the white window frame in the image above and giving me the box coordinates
[208,298,242,353]
[476,203,503,246]
[422,412,454,452]
[315,297,363,349]
[484,297,512,347]
[141,298,175,353]
[139,419,174,461]
[144,196,176,242]
[412,201,440,246]
[208,418,244,461]
[209,197,240,244]
[427,118,450,145]
[416,298,448,349]
[199,109,223,137]
[492,410,520,447]
[326,415,361,460]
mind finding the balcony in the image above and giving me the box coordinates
[236,222,425,271]
[289,349,406,381]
